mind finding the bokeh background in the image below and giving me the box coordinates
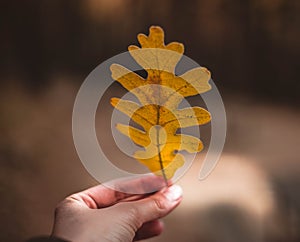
[1,0,299,241]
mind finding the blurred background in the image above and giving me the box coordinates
[0,0,299,241]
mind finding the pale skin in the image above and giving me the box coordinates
[51,176,183,242]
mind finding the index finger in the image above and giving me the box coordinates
[74,175,169,208]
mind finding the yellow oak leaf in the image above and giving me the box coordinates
[110,26,211,183]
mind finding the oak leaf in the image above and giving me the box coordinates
[110,26,211,182]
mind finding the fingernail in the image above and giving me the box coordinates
[164,185,182,201]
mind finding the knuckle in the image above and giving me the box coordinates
[149,196,166,216]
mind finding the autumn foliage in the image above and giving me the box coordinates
[111,26,211,181]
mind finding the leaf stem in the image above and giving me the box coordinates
[158,148,168,186]
[156,105,168,186]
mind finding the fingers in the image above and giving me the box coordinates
[134,185,182,223]
[134,220,164,241]
[120,184,182,227]
[71,175,167,209]
[106,175,168,194]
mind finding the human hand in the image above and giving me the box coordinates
[51,176,183,242]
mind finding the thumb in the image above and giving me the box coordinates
[122,184,183,226]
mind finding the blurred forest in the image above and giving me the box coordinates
[1,0,299,103]
[0,0,300,242]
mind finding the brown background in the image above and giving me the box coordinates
[0,0,299,241]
